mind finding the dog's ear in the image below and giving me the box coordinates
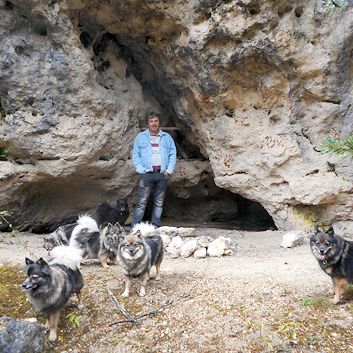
[313,224,319,234]
[106,223,112,230]
[37,257,48,267]
[114,221,123,231]
[37,258,51,275]
[326,227,335,237]
[135,230,142,238]
[25,258,34,265]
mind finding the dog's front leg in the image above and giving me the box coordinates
[99,252,110,269]
[111,254,118,265]
[139,272,149,297]
[155,262,162,281]
[332,277,348,304]
[76,289,84,310]
[122,276,131,297]
[48,311,61,341]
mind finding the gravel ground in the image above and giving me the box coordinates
[1,228,353,353]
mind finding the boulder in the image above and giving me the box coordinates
[0,317,46,353]
[280,231,306,248]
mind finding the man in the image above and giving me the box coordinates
[132,112,177,228]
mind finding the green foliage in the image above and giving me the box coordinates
[322,0,348,13]
[0,210,18,236]
[299,296,333,310]
[66,312,81,327]
[0,146,7,160]
[319,135,353,157]
[0,104,6,119]
[0,210,12,227]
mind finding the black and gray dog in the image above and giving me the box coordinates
[43,199,130,251]
[310,225,353,304]
[117,230,164,297]
[22,246,84,341]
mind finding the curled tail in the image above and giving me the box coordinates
[70,214,99,249]
[131,222,156,237]
[49,245,83,270]
[77,214,99,232]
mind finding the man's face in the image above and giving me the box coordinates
[147,116,160,134]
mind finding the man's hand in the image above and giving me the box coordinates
[163,172,170,177]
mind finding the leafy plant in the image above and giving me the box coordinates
[0,210,19,237]
[322,0,348,13]
[299,296,333,310]
[0,210,12,227]
[0,104,6,119]
[66,312,81,327]
[319,135,353,157]
[0,146,7,161]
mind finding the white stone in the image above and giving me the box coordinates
[158,226,178,238]
[223,249,233,256]
[165,236,184,258]
[180,239,198,258]
[207,236,232,257]
[165,247,180,258]
[177,227,196,238]
[280,231,306,248]
[194,248,207,258]
[197,236,213,248]
[159,233,171,248]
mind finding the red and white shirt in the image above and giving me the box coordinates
[149,133,161,168]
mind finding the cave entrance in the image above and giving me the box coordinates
[163,178,276,231]
[84,30,276,231]
[143,168,276,231]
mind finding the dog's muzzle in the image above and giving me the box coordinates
[22,280,38,290]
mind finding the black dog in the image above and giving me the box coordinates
[93,199,130,227]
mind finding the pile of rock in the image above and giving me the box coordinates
[153,226,233,259]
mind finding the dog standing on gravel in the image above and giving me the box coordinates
[310,225,353,304]
[70,220,126,268]
[43,222,77,251]
[22,246,84,341]
[43,199,129,251]
[43,214,99,251]
[117,230,164,297]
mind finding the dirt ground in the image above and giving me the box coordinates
[1,228,353,353]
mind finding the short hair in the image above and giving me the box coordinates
[146,112,160,122]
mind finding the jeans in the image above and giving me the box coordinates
[132,172,168,227]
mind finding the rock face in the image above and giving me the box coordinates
[1,0,353,231]
[0,317,46,353]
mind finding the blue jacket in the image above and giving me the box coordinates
[132,129,177,174]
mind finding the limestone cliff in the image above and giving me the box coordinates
[1,0,353,232]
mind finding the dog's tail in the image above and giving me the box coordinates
[69,215,99,249]
[49,245,83,270]
[131,222,156,237]
[77,214,99,232]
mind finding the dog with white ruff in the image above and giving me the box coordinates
[117,230,164,297]
[22,245,84,341]
[43,215,99,252]
[70,216,125,268]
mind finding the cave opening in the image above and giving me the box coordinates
[69,18,277,231]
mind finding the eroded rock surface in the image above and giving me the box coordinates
[1,0,353,231]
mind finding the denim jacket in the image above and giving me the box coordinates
[132,129,177,174]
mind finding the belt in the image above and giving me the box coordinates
[152,166,161,172]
